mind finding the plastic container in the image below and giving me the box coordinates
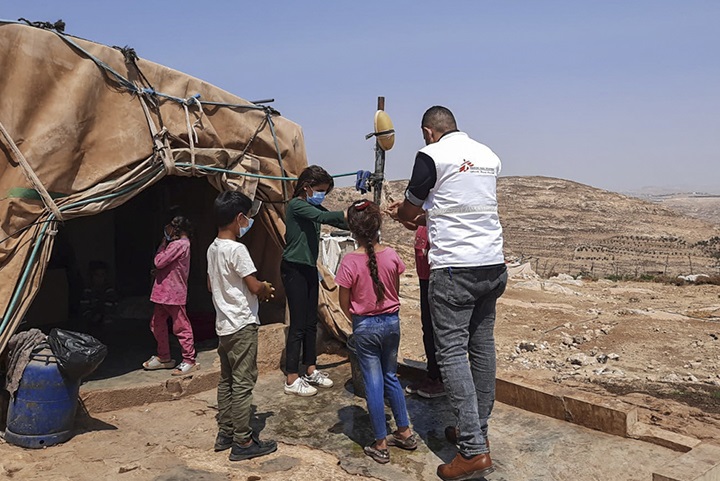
[5,348,80,448]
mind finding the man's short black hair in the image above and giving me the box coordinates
[214,191,252,228]
[421,105,457,133]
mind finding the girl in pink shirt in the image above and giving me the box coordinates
[335,200,416,465]
[143,216,198,376]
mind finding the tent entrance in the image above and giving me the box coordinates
[23,176,220,344]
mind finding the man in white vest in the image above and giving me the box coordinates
[389,106,507,481]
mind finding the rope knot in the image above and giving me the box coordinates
[113,46,139,64]
[18,18,65,32]
[184,94,201,106]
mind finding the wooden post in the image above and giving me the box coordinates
[373,96,386,206]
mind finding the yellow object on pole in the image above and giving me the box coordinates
[373,110,395,151]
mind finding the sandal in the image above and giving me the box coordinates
[142,356,175,370]
[363,444,390,464]
[387,431,418,450]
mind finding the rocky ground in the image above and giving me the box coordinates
[397,268,720,441]
[328,177,720,442]
[3,271,717,481]
[3,177,720,479]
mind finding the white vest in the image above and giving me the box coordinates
[420,131,505,269]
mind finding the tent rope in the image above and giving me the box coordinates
[173,163,357,181]
[137,90,175,173]
[182,95,205,175]
[266,112,290,201]
[3,20,308,194]
[17,18,65,33]
[0,120,64,221]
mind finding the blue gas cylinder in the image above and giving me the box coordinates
[5,348,80,448]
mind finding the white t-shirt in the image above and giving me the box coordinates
[206,238,259,336]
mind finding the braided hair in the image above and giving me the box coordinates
[347,200,385,303]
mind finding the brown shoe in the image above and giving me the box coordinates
[437,452,494,481]
[417,379,445,399]
[444,426,490,450]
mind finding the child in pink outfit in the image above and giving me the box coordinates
[143,216,198,376]
[336,200,415,465]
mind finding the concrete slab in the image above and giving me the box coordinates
[652,443,720,481]
[80,322,286,412]
[71,323,714,480]
[630,423,702,453]
[495,371,637,437]
[187,361,680,481]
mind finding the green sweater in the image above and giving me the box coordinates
[283,197,348,266]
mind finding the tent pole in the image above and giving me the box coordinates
[373,96,386,206]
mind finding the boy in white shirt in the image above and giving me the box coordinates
[207,190,276,461]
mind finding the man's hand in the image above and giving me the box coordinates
[385,201,402,222]
[396,199,424,223]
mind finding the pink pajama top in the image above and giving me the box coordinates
[150,237,190,306]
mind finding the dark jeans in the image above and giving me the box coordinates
[217,324,258,444]
[352,311,410,440]
[419,279,441,381]
[281,259,319,374]
[430,264,507,457]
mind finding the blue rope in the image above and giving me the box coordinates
[51,29,139,93]
[173,163,357,180]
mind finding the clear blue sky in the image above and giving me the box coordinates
[3,1,719,193]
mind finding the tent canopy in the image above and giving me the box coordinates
[0,21,351,353]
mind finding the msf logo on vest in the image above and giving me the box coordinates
[459,159,495,175]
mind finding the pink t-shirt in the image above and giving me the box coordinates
[335,247,406,316]
[150,237,190,306]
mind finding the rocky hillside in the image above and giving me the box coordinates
[325,176,720,278]
[648,194,720,225]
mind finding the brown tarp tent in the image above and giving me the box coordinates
[0,21,351,354]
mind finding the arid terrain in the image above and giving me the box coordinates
[2,177,719,481]
[328,178,720,441]
[331,177,720,279]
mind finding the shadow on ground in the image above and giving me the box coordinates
[190,360,675,481]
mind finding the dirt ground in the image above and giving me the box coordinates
[2,272,720,480]
[0,384,368,481]
[398,269,720,441]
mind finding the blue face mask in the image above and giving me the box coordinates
[164,227,173,242]
[237,217,254,239]
[307,190,326,206]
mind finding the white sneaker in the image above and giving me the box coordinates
[171,361,199,376]
[303,370,334,388]
[284,377,318,397]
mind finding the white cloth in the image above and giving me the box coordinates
[420,131,505,269]
[319,235,355,275]
[206,238,259,336]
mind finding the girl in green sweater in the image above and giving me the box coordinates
[282,165,348,396]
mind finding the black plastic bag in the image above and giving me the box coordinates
[47,329,108,381]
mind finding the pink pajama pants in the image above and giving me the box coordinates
[150,304,196,364]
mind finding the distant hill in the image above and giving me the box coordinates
[635,193,720,226]
[325,176,720,278]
